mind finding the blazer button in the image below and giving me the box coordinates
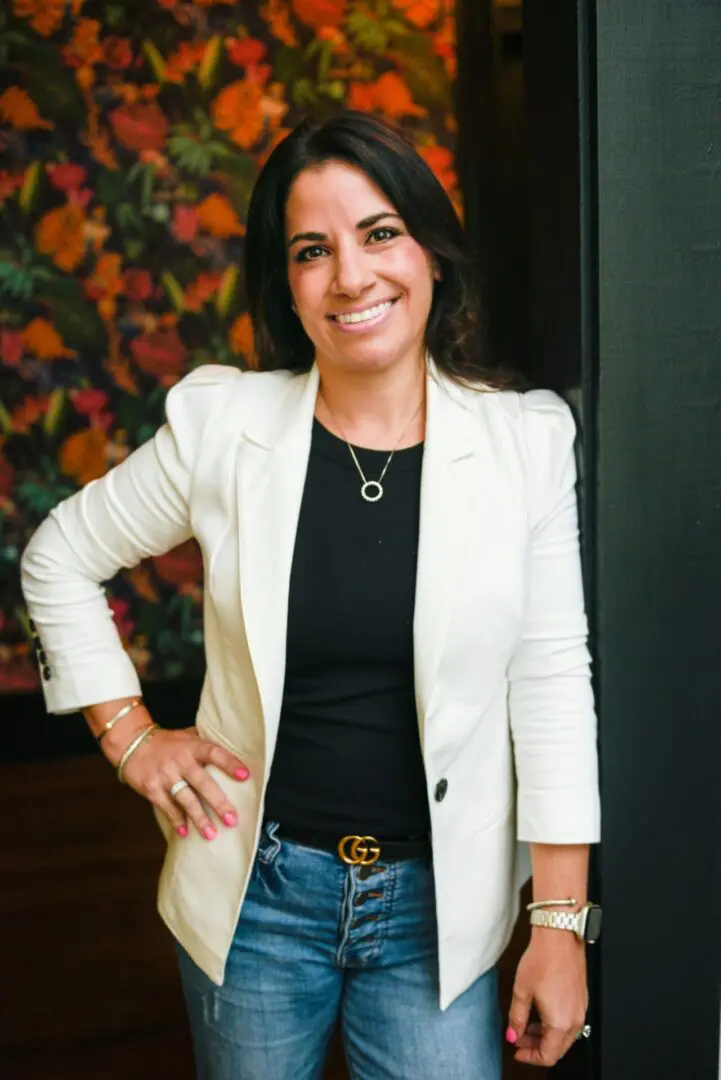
[434,779,448,803]
[29,618,36,632]
[38,649,47,664]
[42,666,52,681]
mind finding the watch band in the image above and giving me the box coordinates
[530,909,582,936]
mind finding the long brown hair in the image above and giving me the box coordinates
[245,110,513,389]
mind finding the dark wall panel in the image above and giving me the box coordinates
[595,3,721,1078]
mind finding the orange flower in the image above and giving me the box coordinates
[11,396,48,433]
[184,271,223,312]
[260,0,298,47]
[35,204,86,272]
[59,427,108,485]
[196,193,245,238]
[21,318,76,361]
[0,87,53,131]
[229,312,256,363]
[392,0,440,29]
[63,18,103,68]
[418,143,456,195]
[211,80,264,149]
[292,0,345,29]
[13,0,65,38]
[84,252,124,302]
[348,72,426,119]
[127,563,160,603]
[165,41,206,84]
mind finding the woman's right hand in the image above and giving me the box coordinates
[102,715,250,840]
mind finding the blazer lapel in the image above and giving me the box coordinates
[236,366,319,770]
[414,367,479,743]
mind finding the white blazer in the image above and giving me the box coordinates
[21,360,600,1010]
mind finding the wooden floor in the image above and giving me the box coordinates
[0,755,544,1080]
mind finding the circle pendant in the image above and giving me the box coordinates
[361,481,384,503]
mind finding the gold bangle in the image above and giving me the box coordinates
[97,699,142,741]
[526,897,578,912]
[116,724,158,784]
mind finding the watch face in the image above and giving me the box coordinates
[584,905,603,943]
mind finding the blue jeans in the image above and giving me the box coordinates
[176,821,502,1079]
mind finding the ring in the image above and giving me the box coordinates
[576,1024,592,1040]
[169,779,190,799]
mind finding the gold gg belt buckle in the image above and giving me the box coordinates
[337,834,381,866]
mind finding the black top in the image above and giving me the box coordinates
[264,418,430,838]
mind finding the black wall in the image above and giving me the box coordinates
[594,2,721,1077]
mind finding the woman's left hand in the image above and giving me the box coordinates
[506,929,588,1067]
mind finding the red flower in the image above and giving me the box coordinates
[103,36,134,71]
[0,328,23,367]
[153,539,203,586]
[108,596,134,640]
[226,37,267,67]
[123,268,153,301]
[171,204,199,244]
[131,327,187,377]
[109,102,168,153]
[0,453,14,497]
[47,163,87,192]
[71,388,109,416]
[292,0,346,29]
[0,655,40,693]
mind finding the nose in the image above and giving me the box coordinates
[331,241,376,298]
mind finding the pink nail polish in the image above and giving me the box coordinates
[202,826,217,841]
[505,1027,518,1045]
[176,825,188,838]
[235,767,249,781]
[223,811,237,827]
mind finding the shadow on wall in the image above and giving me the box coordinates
[0,0,458,694]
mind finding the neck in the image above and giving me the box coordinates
[315,353,427,449]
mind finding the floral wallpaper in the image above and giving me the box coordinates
[0,0,457,694]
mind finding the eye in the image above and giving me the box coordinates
[294,244,328,264]
[367,226,401,244]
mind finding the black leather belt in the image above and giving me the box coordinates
[272,823,431,865]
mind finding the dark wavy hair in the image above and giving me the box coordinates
[245,110,505,387]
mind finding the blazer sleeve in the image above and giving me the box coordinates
[20,365,241,716]
[507,390,601,844]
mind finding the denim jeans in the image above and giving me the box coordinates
[176,821,502,1080]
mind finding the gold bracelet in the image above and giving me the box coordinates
[97,699,142,741]
[526,897,578,912]
[116,724,158,783]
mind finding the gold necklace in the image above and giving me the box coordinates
[319,394,423,503]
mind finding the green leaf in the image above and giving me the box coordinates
[43,389,65,437]
[0,400,13,435]
[38,293,108,353]
[388,37,451,110]
[20,61,84,125]
[0,262,34,300]
[167,135,214,176]
[274,45,306,85]
[17,482,68,515]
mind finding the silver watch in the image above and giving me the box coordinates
[529,903,603,944]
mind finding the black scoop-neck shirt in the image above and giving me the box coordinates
[263,417,430,838]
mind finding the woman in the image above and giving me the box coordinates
[21,111,600,1079]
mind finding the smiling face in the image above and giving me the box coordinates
[285,161,437,379]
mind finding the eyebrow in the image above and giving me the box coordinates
[287,212,402,248]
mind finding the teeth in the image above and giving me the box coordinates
[335,300,393,325]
